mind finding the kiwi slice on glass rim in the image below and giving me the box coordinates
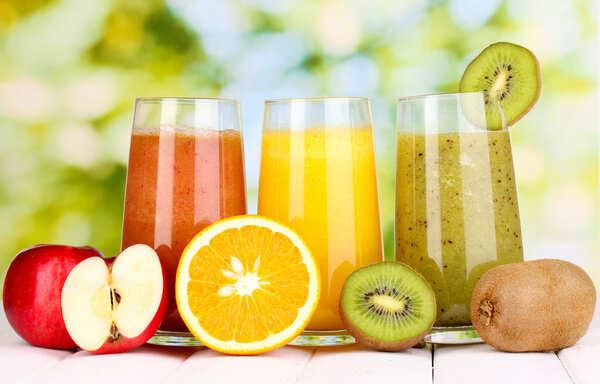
[459,42,541,130]
[340,261,436,351]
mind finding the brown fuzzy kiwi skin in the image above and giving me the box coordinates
[339,265,436,352]
[340,307,431,352]
[471,259,596,352]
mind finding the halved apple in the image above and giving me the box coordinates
[61,244,168,354]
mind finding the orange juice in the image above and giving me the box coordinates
[258,126,383,331]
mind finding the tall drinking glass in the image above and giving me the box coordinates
[122,98,247,346]
[258,97,384,346]
[395,92,523,343]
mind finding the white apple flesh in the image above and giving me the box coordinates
[61,244,167,354]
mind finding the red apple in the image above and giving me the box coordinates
[61,244,168,354]
[3,244,103,349]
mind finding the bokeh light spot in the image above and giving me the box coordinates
[315,1,362,57]
[54,123,101,168]
[0,77,54,122]
[64,73,117,119]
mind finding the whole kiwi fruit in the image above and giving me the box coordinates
[471,259,596,352]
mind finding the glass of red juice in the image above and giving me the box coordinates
[122,98,247,346]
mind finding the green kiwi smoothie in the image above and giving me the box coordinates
[395,130,523,326]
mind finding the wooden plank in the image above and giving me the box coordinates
[558,343,600,384]
[434,344,573,384]
[163,346,315,384]
[0,311,73,383]
[0,342,73,384]
[24,344,195,384]
[1,306,195,384]
[297,344,432,384]
[556,299,600,384]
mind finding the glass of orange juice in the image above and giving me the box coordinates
[258,97,384,345]
[122,98,247,346]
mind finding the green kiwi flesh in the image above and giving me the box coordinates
[340,261,436,351]
[460,42,541,130]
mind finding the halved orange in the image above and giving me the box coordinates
[175,215,320,355]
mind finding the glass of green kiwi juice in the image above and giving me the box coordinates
[395,92,524,343]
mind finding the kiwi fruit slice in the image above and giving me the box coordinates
[339,261,436,351]
[459,42,541,130]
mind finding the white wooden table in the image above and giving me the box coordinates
[1,298,598,384]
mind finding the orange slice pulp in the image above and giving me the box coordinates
[175,215,320,355]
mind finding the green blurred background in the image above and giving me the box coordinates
[0,0,598,288]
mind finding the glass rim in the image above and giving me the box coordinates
[396,91,509,132]
[397,92,485,102]
[135,97,240,104]
[264,97,370,105]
